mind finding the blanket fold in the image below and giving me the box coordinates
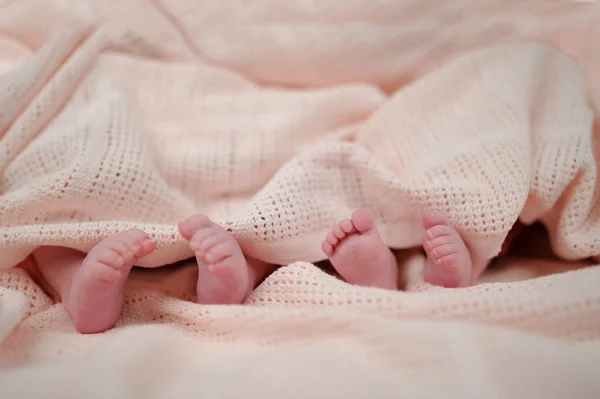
[0,33,598,266]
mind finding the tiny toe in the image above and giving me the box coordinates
[423,240,433,252]
[196,235,222,254]
[431,244,457,259]
[139,237,156,256]
[117,230,146,251]
[428,235,452,248]
[97,251,123,269]
[425,225,452,240]
[130,242,142,255]
[110,240,134,261]
[97,267,122,283]
[188,227,216,248]
[422,210,449,230]
[326,232,339,246]
[321,241,334,257]
[339,219,355,234]
[437,253,459,268]
[178,214,212,240]
[350,208,374,233]
[332,225,345,239]
[205,243,230,264]
[190,239,203,253]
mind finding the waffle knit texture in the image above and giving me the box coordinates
[1,1,600,397]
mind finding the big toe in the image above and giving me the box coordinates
[351,208,374,233]
[178,214,212,240]
[422,210,448,230]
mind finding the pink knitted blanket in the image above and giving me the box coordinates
[1,1,600,397]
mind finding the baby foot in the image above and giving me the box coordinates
[178,215,251,305]
[321,208,398,290]
[421,211,473,288]
[67,229,156,334]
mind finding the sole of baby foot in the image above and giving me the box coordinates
[421,211,473,288]
[67,229,156,334]
[178,215,251,305]
[321,208,398,290]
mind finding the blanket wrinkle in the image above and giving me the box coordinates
[1,1,600,397]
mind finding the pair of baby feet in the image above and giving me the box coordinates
[321,209,473,289]
[70,215,252,317]
[68,209,472,333]
[65,216,253,333]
